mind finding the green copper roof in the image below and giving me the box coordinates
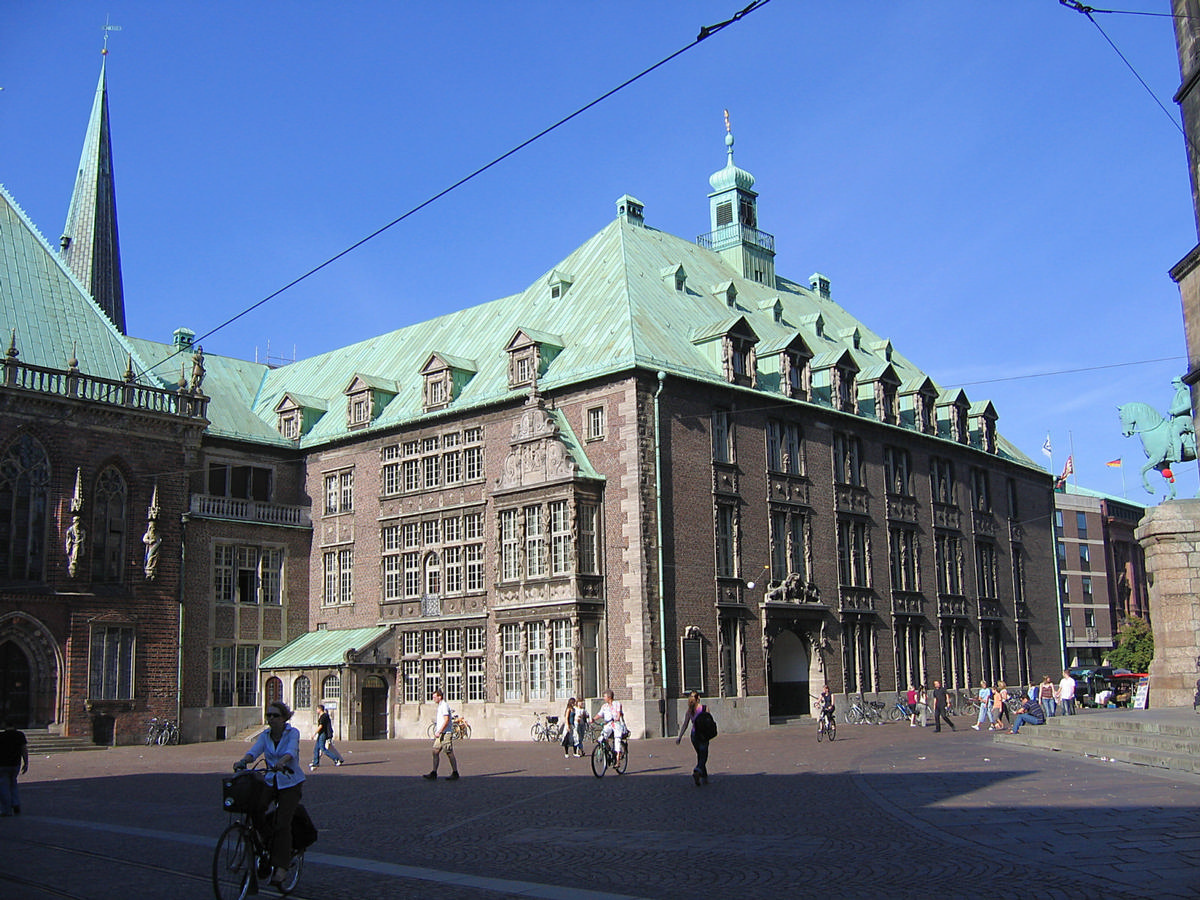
[0,186,157,384]
[260,625,390,670]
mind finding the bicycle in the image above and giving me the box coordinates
[426,714,471,740]
[843,694,884,725]
[887,694,913,723]
[530,712,561,742]
[814,702,837,742]
[590,731,629,777]
[214,763,313,899]
[156,719,180,745]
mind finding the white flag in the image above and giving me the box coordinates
[1042,434,1052,458]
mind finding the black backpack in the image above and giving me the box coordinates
[694,710,718,740]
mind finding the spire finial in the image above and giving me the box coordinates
[723,108,734,160]
[102,16,122,56]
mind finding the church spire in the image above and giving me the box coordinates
[61,50,127,334]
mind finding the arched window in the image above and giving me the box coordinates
[294,675,312,709]
[322,674,341,702]
[92,467,127,583]
[0,433,50,580]
[424,551,441,596]
[265,676,283,705]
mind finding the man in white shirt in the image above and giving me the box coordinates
[422,689,460,781]
[594,689,627,764]
[1058,670,1077,716]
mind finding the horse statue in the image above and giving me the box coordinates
[1118,399,1195,499]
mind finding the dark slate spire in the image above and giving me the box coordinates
[61,54,127,334]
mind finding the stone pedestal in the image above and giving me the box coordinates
[1136,499,1200,708]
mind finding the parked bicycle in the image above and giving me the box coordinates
[530,711,561,742]
[426,714,471,740]
[815,700,837,742]
[145,717,180,746]
[843,694,884,725]
[214,763,315,899]
[590,732,629,777]
[887,694,913,723]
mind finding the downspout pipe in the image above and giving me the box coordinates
[177,514,187,739]
[654,371,669,738]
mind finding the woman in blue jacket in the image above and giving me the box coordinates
[233,700,306,886]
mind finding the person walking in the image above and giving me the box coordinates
[1058,670,1077,716]
[991,681,1010,731]
[932,680,955,732]
[423,688,459,781]
[971,680,993,731]
[1038,675,1057,719]
[562,697,583,759]
[914,684,929,727]
[573,698,589,752]
[0,719,28,816]
[233,701,305,887]
[310,703,344,771]
[675,691,711,786]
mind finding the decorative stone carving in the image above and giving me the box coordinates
[886,495,918,523]
[834,484,869,515]
[496,390,579,490]
[142,482,161,580]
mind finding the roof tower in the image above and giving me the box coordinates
[698,110,776,288]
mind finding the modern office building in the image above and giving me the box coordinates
[1053,485,1148,667]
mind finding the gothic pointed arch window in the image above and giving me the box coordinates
[92,467,127,583]
[0,433,51,580]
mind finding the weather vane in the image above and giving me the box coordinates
[102,15,122,55]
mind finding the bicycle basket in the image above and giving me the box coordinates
[222,769,271,813]
[546,716,559,725]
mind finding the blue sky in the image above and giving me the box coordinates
[3,1,1196,502]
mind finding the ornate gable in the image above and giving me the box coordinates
[495,389,580,491]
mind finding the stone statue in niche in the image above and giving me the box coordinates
[65,515,85,577]
[143,519,162,580]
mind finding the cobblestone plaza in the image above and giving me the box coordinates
[3,715,1197,899]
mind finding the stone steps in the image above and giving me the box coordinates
[998,710,1200,776]
[24,729,108,754]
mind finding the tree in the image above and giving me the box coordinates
[1107,615,1153,673]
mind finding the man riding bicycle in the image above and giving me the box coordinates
[593,689,627,765]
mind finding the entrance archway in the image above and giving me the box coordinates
[361,675,389,739]
[0,642,31,726]
[769,629,810,717]
[0,613,61,728]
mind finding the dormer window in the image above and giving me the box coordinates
[506,328,562,390]
[280,414,299,440]
[548,269,573,300]
[724,335,756,386]
[661,264,687,292]
[917,393,935,435]
[783,350,811,400]
[421,352,476,413]
[712,281,738,308]
[875,380,898,424]
[834,364,857,414]
[343,374,397,430]
[274,392,326,439]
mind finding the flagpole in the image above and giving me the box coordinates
[1121,461,1126,499]
[1069,431,1078,489]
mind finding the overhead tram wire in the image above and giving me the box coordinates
[1058,1,1190,144]
[136,0,773,382]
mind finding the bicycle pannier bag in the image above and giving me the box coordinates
[694,710,718,740]
[222,770,271,813]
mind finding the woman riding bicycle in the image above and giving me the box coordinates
[593,690,627,766]
[233,700,305,887]
[817,685,836,730]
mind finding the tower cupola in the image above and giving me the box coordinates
[697,111,776,287]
